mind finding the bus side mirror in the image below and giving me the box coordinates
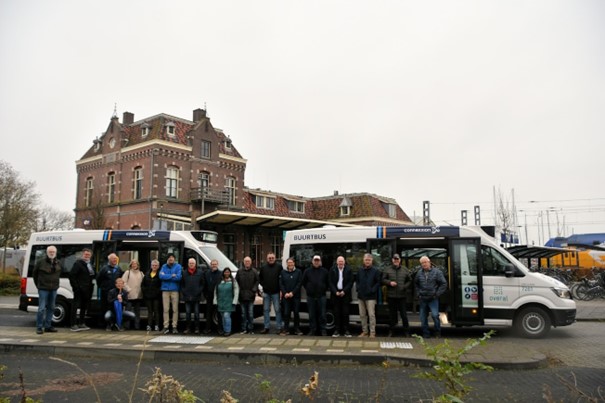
[504,264,515,278]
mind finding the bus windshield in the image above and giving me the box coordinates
[200,246,238,272]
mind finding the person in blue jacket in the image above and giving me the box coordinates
[356,253,381,338]
[159,253,182,334]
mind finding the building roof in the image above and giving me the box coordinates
[78,110,242,161]
[196,210,357,230]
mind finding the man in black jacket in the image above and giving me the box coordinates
[279,257,303,336]
[68,248,95,331]
[203,259,223,334]
[96,253,123,328]
[329,256,354,337]
[236,256,259,334]
[33,245,62,334]
[382,253,412,337]
[259,253,283,334]
[302,255,329,336]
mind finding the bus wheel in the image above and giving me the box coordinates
[325,310,335,331]
[515,307,551,339]
[53,297,70,326]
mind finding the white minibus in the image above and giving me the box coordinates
[19,229,238,326]
[282,225,576,338]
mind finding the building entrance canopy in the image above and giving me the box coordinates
[196,210,357,230]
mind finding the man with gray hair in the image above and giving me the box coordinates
[96,253,123,329]
[356,253,381,338]
[415,256,447,338]
[33,246,62,334]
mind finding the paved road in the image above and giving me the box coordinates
[2,297,603,401]
[1,350,604,402]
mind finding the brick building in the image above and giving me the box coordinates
[75,108,412,267]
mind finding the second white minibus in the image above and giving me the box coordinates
[282,225,576,338]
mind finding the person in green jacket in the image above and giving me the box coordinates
[213,267,239,337]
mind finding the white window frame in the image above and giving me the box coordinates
[287,200,305,213]
[107,173,115,203]
[134,168,143,199]
[201,141,211,159]
[166,166,179,198]
[255,195,275,210]
[225,176,236,205]
[340,205,351,216]
[141,126,150,138]
[85,177,93,207]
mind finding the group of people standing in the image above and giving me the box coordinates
[33,247,447,339]
[254,251,447,339]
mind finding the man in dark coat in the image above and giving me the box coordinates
[236,256,259,334]
[68,248,95,331]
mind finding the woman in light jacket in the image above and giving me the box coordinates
[213,267,239,337]
[122,260,145,330]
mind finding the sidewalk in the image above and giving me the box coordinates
[1,296,602,370]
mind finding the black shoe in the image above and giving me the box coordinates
[45,327,58,333]
[321,330,328,337]
[434,331,441,338]
[260,328,269,334]
[387,330,394,337]
[402,330,410,338]
[36,328,43,335]
[295,329,304,336]
[224,332,231,337]
[203,329,211,335]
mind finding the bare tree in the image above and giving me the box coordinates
[87,195,106,229]
[494,187,517,245]
[36,205,75,232]
[0,161,39,272]
[0,161,40,249]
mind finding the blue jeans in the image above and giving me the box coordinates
[263,293,282,330]
[221,311,232,334]
[185,301,200,324]
[37,289,57,330]
[419,298,440,337]
[240,301,254,332]
[307,295,326,334]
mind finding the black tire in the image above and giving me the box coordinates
[53,297,70,326]
[575,284,591,301]
[325,310,335,331]
[515,306,551,339]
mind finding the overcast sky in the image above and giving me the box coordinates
[1,0,604,245]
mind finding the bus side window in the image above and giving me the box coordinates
[482,246,511,276]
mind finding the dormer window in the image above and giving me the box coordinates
[224,137,232,150]
[339,196,352,217]
[141,123,150,138]
[166,122,176,138]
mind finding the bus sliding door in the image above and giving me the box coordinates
[367,238,396,320]
[449,238,484,326]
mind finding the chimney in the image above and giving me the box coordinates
[193,108,206,122]
[123,111,134,125]
[334,190,339,196]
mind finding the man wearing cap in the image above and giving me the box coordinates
[302,255,329,336]
[382,253,412,337]
[356,253,381,338]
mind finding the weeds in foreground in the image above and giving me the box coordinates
[543,372,605,403]
[141,367,199,403]
[413,331,495,402]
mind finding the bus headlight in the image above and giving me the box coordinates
[551,287,571,299]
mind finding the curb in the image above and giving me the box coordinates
[0,338,547,370]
